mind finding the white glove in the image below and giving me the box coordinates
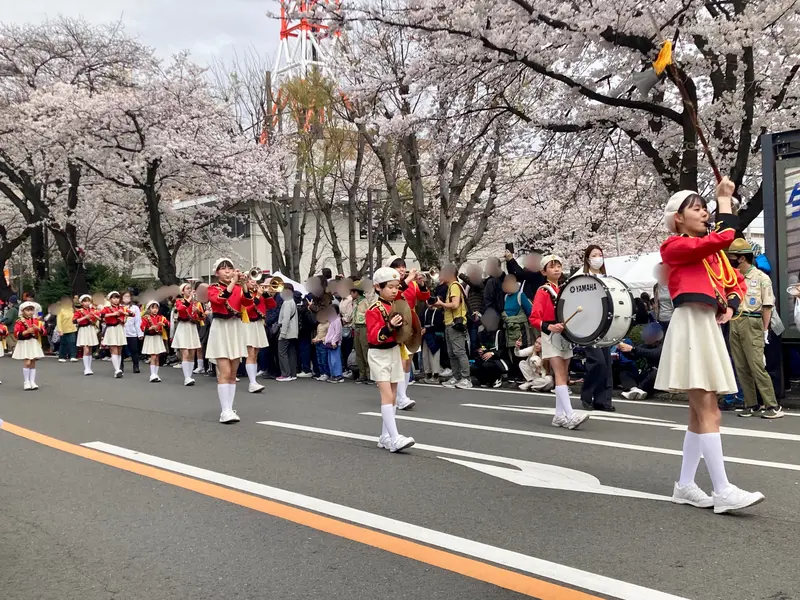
[764,330,770,344]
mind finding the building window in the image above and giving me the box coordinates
[223,212,250,239]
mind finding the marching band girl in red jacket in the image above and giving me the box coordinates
[206,258,254,424]
[366,267,415,453]
[529,256,589,431]
[100,291,128,379]
[74,294,100,375]
[242,278,276,394]
[173,283,204,386]
[658,176,764,514]
[141,300,168,383]
[13,301,45,390]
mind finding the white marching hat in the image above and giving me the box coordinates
[79,294,92,302]
[180,282,192,292]
[664,190,698,233]
[385,255,404,268]
[19,301,36,311]
[213,257,234,272]
[145,300,160,309]
[373,267,401,285]
[540,254,563,267]
[106,290,121,300]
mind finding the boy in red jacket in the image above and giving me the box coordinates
[658,176,764,514]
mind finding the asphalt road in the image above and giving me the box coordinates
[0,357,798,600]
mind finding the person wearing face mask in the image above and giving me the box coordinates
[726,238,783,419]
[579,245,615,412]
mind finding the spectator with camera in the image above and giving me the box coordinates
[434,264,471,389]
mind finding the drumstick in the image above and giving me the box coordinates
[563,307,583,326]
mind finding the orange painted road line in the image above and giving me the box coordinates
[0,420,604,600]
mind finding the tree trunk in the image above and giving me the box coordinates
[29,223,48,284]
[143,161,180,285]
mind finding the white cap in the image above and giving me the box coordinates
[373,267,401,285]
[213,257,234,272]
[664,190,698,233]
[145,300,160,309]
[385,255,403,268]
[106,291,120,300]
[180,282,192,293]
[540,254,563,268]
[19,301,36,311]
[79,294,92,302]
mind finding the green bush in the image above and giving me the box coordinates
[36,263,156,308]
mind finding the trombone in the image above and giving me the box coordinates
[264,276,285,294]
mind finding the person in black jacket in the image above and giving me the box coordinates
[483,257,506,316]
[618,323,663,400]
[459,264,485,358]
[419,299,445,383]
[504,250,545,300]
[472,309,508,387]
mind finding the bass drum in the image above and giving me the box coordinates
[556,274,634,347]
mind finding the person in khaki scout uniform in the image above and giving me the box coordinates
[727,239,784,419]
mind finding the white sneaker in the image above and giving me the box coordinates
[441,377,457,388]
[219,410,240,424]
[58,358,67,363]
[102,356,112,361]
[316,374,329,382]
[84,370,93,376]
[172,363,182,368]
[343,370,353,379]
[377,434,391,450]
[70,358,79,362]
[235,377,240,382]
[184,377,195,386]
[633,387,648,400]
[551,415,567,428]
[621,390,635,400]
[149,374,161,383]
[397,397,416,410]
[389,435,415,453]
[671,482,713,508]
[622,387,647,400]
[712,485,765,514]
[114,370,123,379]
[30,382,39,390]
[297,372,313,378]
[23,381,32,391]
[566,412,589,430]
[456,378,473,389]
[193,366,205,374]
[440,368,453,378]
[276,376,293,382]
[248,382,265,393]
[519,381,534,391]
[256,370,265,377]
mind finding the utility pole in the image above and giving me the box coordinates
[367,189,374,277]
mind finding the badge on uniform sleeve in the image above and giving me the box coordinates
[750,297,756,305]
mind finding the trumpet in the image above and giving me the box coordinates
[264,276,285,295]
[249,267,264,282]
[787,283,800,297]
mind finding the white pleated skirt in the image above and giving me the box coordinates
[142,335,166,355]
[104,324,126,347]
[172,321,201,349]
[244,320,268,349]
[541,332,574,360]
[655,303,737,395]
[206,318,248,360]
[77,326,99,347]
[13,338,44,360]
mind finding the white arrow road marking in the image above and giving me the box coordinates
[258,421,671,502]
[82,441,692,600]
[358,413,800,472]
[462,403,676,426]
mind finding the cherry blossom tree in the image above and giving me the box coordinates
[353,0,800,230]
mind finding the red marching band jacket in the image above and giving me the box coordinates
[14,317,45,340]
[245,295,277,322]
[100,305,127,326]
[0,322,8,339]
[660,213,744,312]
[399,279,430,308]
[141,314,168,336]
[366,298,399,348]
[175,298,205,323]
[208,283,254,318]
[73,307,99,327]
[529,282,560,334]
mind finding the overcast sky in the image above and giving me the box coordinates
[2,0,282,66]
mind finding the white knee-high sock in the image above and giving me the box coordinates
[29,368,36,384]
[396,375,408,401]
[23,367,30,383]
[111,354,120,371]
[699,433,730,494]
[678,431,703,486]
[554,385,574,418]
[182,361,193,379]
[83,355,91,371]
[381,404,400,442]
[245,363,258,385]
[150,365,157,376]
[217,384,227,412]
[228,383,237,410]
[197,358,205,370]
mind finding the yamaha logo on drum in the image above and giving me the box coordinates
[569,283,598,293]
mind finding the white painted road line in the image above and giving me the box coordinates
[258,421,671,501]
[83,441,690,600]
[464,404,800,441]
[359,413,800,472]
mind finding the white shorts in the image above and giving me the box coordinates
[142,335,166,356]
[172,321,201,350]
[368,346,405,383]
